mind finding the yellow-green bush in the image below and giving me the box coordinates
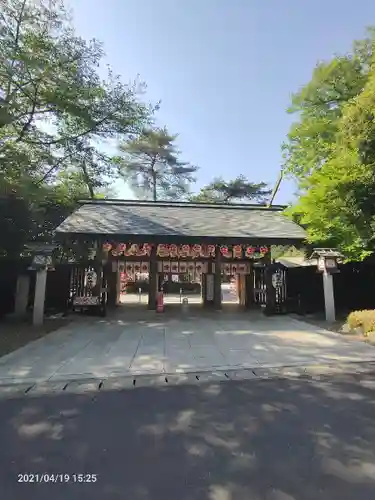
[347,310,375,336]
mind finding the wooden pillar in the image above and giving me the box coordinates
[245,263,255,309]
[214,245,222,310]
[238,274,246,306]
[107,269,117,308]
[116,269,121,305]
[202,261,212,307]
[148,244,157,310]
[263,252,275,314]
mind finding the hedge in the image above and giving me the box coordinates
[347,310,375,335]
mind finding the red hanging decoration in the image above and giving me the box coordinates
[220,245,230,257]
[191,244,202,258]
[232,245,242,259]
[103,242,112,252]
[125,244,138,256]
[207,244,216,257]
[245,246,255,258]
[117,243,126,254]
[169,244,179,258]
[136,244,147,257]
[179,244,191,258]
[260,246,269,254]
[157,244,170,257]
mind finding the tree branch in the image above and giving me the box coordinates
[34,151,75,185]
[16,83,39,142]
[5,0,27,101]
[25,113,113,146]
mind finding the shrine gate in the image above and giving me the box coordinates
[52,199,307,314]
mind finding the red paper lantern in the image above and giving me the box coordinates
[136,244,147,256]
[207,244,216,257]
[220,245,230,257]
[232,245,242,259]
[245,246,255,257]
[260,246,269,254]
[157,244,170,257]
[169,244,179,258]
[191,244,202,258]
[179,244,190,258]
[117,243,126,253]
[144,243,153,256]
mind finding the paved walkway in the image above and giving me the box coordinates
[3,372,375,499]
[0,310,375,385]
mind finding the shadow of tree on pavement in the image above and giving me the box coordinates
[1,372,375,499]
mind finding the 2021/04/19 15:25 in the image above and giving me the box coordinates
[17,473,98,483]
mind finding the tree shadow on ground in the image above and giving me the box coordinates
[1,372,375,500]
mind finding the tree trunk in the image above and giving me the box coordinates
[152,171,157,201]
[81,162,95,199]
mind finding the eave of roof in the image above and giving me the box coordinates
[77,198,288,211]
[55,199,307,243]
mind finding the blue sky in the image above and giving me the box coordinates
[71,0,375,203]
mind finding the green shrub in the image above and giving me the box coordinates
[347,311,363,329]
[347,310,375,336]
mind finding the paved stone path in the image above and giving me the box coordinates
[0,312,375,387]
[2,371,375,499]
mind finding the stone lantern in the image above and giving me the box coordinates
[310,248,344,322]
[26,243,57,325]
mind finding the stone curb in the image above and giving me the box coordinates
[0,361,375,398]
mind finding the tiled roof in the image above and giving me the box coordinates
[55,200,307,242]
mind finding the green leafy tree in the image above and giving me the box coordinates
[0,0,152,191]
[189,175,271,203]
[288,53,375,260]
[0,0,154,256]
[117,127,198,201]
[282,28,374,183]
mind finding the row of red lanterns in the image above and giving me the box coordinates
[102,243,269,258]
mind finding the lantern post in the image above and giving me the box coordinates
[310,248,343,323]
[26,243,57,326]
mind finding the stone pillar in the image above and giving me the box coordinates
[33,268,47,326]
[214,245,222,310]
[323,271,335,322]
[14,274,30,317]
[148,244,157,310]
